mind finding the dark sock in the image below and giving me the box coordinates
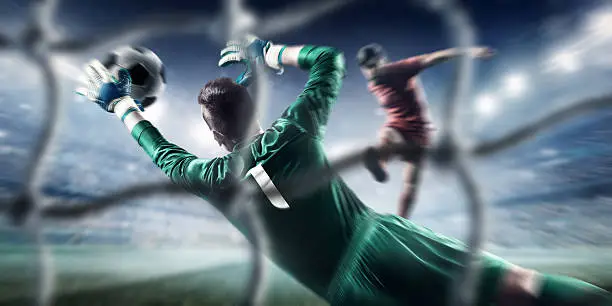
[538,274,612,306]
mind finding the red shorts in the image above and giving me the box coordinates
[378,127,427,185]
[378,127,427,163]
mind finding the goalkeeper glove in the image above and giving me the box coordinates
[76,60,144,113]
[218,34,284,86]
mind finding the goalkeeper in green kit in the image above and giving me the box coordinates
[77,34,610,306]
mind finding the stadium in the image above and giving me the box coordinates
[1,0,612,305]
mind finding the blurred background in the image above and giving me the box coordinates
[1,0,612,305]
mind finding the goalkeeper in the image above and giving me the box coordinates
[77,35,610,306]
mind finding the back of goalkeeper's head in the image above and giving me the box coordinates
[198,77,256,151]
[357,43,387,69]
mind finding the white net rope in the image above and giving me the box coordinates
[2,0,612,306]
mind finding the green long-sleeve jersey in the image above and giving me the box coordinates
[130,46,368,297]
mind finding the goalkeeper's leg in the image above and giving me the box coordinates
[498,265,611,306]
[327,213,611,306]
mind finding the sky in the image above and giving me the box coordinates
[1,0,612,249]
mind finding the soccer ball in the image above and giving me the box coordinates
[102,46,166,108]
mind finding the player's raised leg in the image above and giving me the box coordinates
[364,127,425,218]
[364,128,397,183]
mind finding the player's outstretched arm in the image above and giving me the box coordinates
[369,46,495,83]
[76,60,225,200]
[419,46,495,69]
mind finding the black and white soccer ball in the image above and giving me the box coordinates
[102,46,166,108]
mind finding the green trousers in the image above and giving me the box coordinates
[326,212,507,306]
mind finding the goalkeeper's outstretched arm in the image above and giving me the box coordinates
[76,61,217,196]
[113,97,146,133]
[75,61,235,211]
[112,98,225,200]
[267,42,345,139]
[219,35,345,139]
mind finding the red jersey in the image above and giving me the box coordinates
[368,56,433,146]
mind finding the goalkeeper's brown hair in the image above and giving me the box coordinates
[198,77,255,141]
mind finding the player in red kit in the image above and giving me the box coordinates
[357,43,495,218]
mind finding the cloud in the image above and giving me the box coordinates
[546,6,612,71]
[0,145,27,156]
[0,53,42,90]
[51,55,86,83]
[540,148,558,157]
[538,158,569,168]
[0,52,86,99]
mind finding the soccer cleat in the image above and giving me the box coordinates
[364,147,389,183]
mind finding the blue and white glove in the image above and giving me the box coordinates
[76,60,144,113]
[218,34,284,87]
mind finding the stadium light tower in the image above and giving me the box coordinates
[503,73,528,98]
